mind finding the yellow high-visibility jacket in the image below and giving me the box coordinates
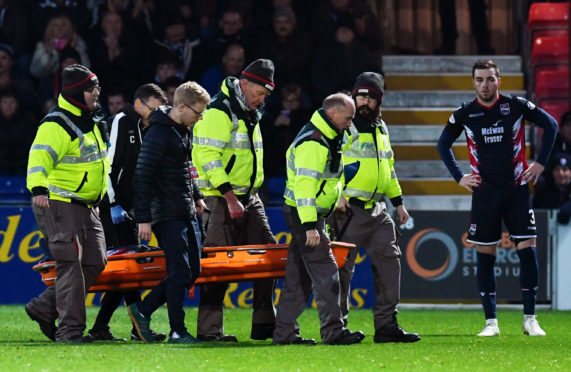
[284,109,347,229]
[192,77,264,197]
[27,95,109,207]
[342,117,402,209]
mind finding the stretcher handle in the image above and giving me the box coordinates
[32,242,357,270]
[202,241,355,253]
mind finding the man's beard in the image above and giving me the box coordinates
[356,105,380,121]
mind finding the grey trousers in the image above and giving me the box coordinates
[28,200,107,340]
[332,203,401,329]
[273,205,345,344]
[197,195,277,336]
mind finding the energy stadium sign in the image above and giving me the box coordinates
[397,210,550,302]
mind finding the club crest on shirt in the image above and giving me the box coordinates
[189,166,199,178]
[500,103,510,115]
[469,224,477,235]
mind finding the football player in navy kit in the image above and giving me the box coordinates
[437,59,558,337]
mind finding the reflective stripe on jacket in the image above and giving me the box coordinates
[192,77,264,196]
[343,119,402,209]
[27,95,109,206]
[284,109,346,227]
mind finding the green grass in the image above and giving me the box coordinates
[0,305,570,371]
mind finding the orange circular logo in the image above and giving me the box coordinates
[406,228,458,281]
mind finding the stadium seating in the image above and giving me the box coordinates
[531,35,569,69]
[534,69,569,104]
[528,4,570,127]
[541,100,569,124]
[528,2,569,35]
[530,35,569,97]
[527,3,569,63]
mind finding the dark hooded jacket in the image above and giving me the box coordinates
[133,106,202,225]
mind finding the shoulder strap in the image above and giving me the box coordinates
[40,109,80,140]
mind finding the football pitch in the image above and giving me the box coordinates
[0,305,569,371]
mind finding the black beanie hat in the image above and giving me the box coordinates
[241,59,275,92]
[352,72,384,100]
[62,64,98,96]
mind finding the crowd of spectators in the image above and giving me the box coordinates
[533,112,571,223]
[0,0,383,179]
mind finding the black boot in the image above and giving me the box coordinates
[25,304,56,341]
[374,316,420,343]
[325,329,365,345]
[87,328,126,341]
[130,327,166,342]
[197,333,238,342]
[251,323,275,340]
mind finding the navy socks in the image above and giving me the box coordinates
[517,247,539,315]
[476,252,497,319]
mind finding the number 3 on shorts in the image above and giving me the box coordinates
[529,209,536,225]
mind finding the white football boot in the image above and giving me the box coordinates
[477,318,500,337]
[522,315,546,336]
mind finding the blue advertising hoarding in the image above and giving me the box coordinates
[0,198,550,307]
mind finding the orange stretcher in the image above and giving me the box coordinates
[32,242,354,293]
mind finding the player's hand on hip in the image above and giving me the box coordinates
[396,205,409,225]
[305,229,321,247]
[523,162,544,185]
[459,174,481,192]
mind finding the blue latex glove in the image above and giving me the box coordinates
[110,205,129,224]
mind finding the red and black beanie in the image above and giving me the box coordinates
[241,59,275,92]
[61,64,98,96]
[352,71,384,100]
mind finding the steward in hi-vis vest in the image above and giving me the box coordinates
[25,65,108,343]
[274,93,365,346]
[283,109,346,226]
[27,94,109,206]
[192,76,264,198]
[332,72,420,344]
[192,59,278,343]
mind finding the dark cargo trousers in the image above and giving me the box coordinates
[27,200,107,341]
[197,195,276,337]
[332,202,402,330]
[273,205,345,344]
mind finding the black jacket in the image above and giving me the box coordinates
[107,104,144,211]
[133,106,203,225]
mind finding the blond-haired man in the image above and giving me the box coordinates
[128,81,210,344]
